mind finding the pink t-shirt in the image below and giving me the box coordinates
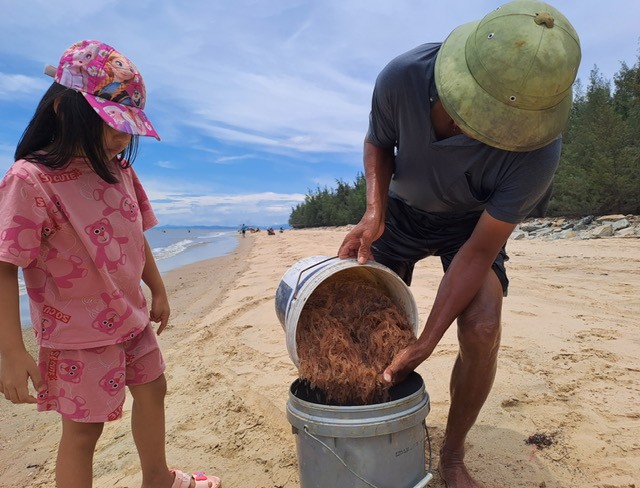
[0,157,158,349]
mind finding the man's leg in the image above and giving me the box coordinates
[439,270,503,488]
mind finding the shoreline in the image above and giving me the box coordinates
[1,228,639,487]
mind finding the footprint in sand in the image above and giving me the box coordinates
[575,328,619,341]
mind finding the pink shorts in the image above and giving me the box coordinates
[37,325,165,423]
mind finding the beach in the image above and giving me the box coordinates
[1,227,639,487]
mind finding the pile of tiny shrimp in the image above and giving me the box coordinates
[297,277,415,405]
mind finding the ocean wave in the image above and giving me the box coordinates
[152,239,208,261]
[196,231,233,239]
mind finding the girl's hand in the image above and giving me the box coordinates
[149,293,170,335]
[0,349,42,404]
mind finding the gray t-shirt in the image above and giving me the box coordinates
[366,43,561,224]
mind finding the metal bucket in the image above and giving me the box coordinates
[274,256,420,367]
[287,372,432,488]
[276,256,432,486]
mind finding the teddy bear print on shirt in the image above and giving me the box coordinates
[93,180,139,222]
[84,218,128,273]
[92,290,133,336]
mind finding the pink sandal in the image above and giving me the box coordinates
[170,469,221,488]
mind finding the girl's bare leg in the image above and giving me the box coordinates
[129,374,174,487]
[129,374,212,488]
[56,418,104,488]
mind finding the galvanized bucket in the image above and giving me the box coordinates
[287,372,432,488]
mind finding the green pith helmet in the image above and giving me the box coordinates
[435,0,581,152]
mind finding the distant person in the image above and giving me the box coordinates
[338,2,580,486]
[240,224,247,237]
[279,227,284,233]
[267,227,275,235]
[0,40,220,488]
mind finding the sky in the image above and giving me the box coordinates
[0,1,638,228]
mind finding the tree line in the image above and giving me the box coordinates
[289,53,640,229]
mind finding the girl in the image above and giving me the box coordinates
[0,40,220,488]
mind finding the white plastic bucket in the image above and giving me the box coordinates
[274,256,420,367]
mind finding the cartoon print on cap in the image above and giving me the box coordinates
[58,42,100,92]
[101,105,137,134]
[94,50,137,104]
[49,40,160,140]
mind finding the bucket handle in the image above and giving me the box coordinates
[302,425,434,488]
[292,256,338,300]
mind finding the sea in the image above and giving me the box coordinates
[18,226,239,328]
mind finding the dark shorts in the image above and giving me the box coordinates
[371,196,509,296]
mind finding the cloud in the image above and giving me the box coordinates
[155,160,177,169]
[215,154,254,164]
[143,178,305,225]
[0,73,48,99]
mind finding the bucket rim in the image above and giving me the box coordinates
[278,255,421,367]
[288,372,428,411]
[287,373,431,437]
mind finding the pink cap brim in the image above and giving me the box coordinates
[82,93,160,141]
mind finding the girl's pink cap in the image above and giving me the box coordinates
[45,40,160,140]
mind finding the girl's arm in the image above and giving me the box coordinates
[0,261,42,404]
[141,237,170,334]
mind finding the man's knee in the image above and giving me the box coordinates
[457,286,502,353]
[457,312,501,350]
[458,273,502,344]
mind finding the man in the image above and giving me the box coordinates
[338,2,581,486]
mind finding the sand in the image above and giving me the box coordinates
[0,228,639,487]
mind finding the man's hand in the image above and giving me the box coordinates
[382,342,428,385]
[0,349,42,404]
[337,213,385,264]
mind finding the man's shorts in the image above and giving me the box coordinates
[37,325,166,423]
[372,196,510,296]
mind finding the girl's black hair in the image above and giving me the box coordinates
[14,82,139,183]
